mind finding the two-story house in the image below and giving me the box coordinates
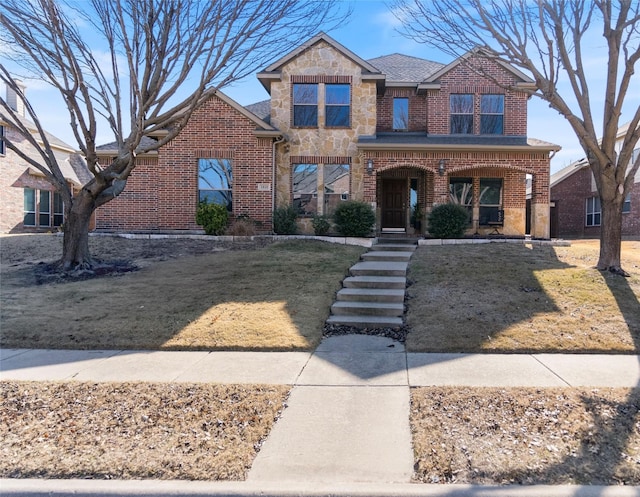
[95,33,559,238]
[0,82,90,233]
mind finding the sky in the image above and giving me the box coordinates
[5,0,638,174]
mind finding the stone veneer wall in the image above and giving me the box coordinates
[270,40,378,216]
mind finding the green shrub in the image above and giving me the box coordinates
[273,205,298,234]
[311,215,331,236]
[196,201,229,235]
[333,201,375,237]
[427,203,469,238]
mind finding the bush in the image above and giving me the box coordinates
[427,203,469,238]
[311,215,331,236]
[333,201,375,237]
[226,215,256,236]
[273,205,298,234]
[196,201,229,235]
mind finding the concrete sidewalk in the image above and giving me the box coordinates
[3,335,640,387]
[2,335,640,496]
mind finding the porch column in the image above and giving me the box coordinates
[530,174,550,239]
[433,173,449,205]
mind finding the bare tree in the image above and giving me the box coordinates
[0,0,347,270]
[392,0,640,275]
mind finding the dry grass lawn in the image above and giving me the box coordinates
[4,235,640,485]
[406,240,640,352]
[411,386,640,485]
[1,235,365,351]
[1,381,288,480]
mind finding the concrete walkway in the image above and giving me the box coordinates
[3,336,640,387]
[3,336,640,496]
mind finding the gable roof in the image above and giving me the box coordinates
[367,54,444,85]
[97,90,281,154]
[550,158,589,187]
[257,32,384,93]
[419,47,536,91]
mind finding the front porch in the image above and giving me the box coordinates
[367,163,549,239]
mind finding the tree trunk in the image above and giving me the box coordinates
[61,189,96,270]
[597,195,626,275]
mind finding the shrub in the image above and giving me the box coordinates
[311,215,331,236]
[273,205,298,234]
[196,201,229,235]
[333,201,375,237]
[427,203,469,238]
[226,215,256,236]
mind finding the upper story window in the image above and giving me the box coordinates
[393,98,408,131]
[293,84,318,127]
[623,193,631,213]
[450,94,473,134]
[325,84,350,127]
[198,158,233,211]
[0,125,5,155]
[480,95,504,134]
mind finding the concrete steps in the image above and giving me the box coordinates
[326,238,417,330]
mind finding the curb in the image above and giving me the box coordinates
[3,479,640,497]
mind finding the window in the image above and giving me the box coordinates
[393,98,409,131]
[22,188,63,227]
[293,84,318,127]
[0,125,5,155]
[480,95,504,134]
[449,177,473,224]
[325,84,350,127]
[24,188,36,226]
[198,158,232,211]
[39,190,51,226]
[450,94,473,134]
[623,193,631,213]
[586,197,601,226]
[479,178,503,225]
[293,163,318,216]
[324,164,349,216]
[53,192,64,227]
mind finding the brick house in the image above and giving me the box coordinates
[0,83,89,233]
[550,123,640,238]
[96,33,559,238]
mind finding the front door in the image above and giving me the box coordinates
[381,179,407,230]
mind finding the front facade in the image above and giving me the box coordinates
[0,83,88,233]
[96,33,559,238]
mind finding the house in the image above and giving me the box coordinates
[95,33,560,238]
[0,82,90,233]
[550,123,640,238]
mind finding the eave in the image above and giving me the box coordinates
[357,142,560,154]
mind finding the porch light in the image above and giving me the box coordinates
[366,159,374,175]
[438,159,447,176]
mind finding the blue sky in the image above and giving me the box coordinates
[9,0,636,173]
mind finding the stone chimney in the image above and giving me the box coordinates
[6,80,26,117]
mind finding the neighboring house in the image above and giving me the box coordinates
[0,82,90,233]
[96,33,560,238]
[550,123,640,238]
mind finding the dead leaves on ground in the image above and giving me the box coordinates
[412,387,640,485]
[1,381,289,480]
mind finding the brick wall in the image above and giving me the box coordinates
[96,94,275,232]
[427,55,528,136]
[0,125,70,233]
[552,165,640,237]
[377,88,428,132]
